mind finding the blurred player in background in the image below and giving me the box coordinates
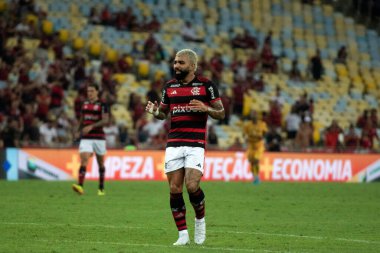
[244,111,268,184]
[145,49,225,245]
[72,84,109,196]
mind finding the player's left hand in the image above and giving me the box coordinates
[189,99,208,112]
[82,125,93,135]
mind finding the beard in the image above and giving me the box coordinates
[174,69,189,81]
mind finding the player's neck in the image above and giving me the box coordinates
[88,97,98,103]
[180,73,195,85]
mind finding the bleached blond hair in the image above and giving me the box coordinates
[176,49,198,71]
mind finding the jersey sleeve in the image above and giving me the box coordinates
[160,85,169,109]
[206,81,221,103]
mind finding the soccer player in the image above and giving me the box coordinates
[72,84,109,196]
[145,49,225,245]
[243,111,268,184]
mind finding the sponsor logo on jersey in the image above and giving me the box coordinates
[172,105,197,114]
[162,89,166,101]
[84,115,100,120]
[208,86,215,99]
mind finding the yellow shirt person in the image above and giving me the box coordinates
[243,117,268,184]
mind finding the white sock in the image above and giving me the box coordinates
[196,217,205,222]
[179,230,188,236]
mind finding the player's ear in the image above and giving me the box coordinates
[191,63,196,72]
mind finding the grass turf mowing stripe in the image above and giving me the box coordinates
[31,238,285,253]
[2,221,379,245]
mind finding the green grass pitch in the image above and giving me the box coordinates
[0,181,379,253]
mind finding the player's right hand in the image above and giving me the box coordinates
[145,101,158,114]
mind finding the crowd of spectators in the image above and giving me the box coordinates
[89,5,160,33]
[0,1,378,153]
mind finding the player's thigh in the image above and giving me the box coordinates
[79,152,92,165]
[167,169,185,193]
[254,145,265,160]
[93,140,107,155]
[246,149,256,163]
[184,147,205,174]
[164,147,185,174]
[247,147,264,162]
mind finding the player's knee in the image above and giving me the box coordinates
[170,185,182,193]
[185,181,199,193]
[79,166,86,174]
[99,166,105,174]
[169,182,182,193]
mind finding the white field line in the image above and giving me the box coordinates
[1,221,379,245]
[31,238,282,253]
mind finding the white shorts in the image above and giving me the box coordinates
[164,146,205,174]
[79,139,107,155]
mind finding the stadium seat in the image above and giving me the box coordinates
[26,14,38,27]
[105,48,118,62]
[88,42,102,57]
[58,29,69,43]
[72,37,85,50]
[113,74,128,85]
[154,70,166,81]
[0,1,6,12]
[42,20,54,35]
[137,60,150,79]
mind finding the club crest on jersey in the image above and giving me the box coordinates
[93,104,99,110]
[191,87,201,95]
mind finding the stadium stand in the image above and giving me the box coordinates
[0,0,379,153]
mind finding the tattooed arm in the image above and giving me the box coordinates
[189,99,225,120]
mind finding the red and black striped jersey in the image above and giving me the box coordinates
[160,76,221,149]
[80,100,109,140]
